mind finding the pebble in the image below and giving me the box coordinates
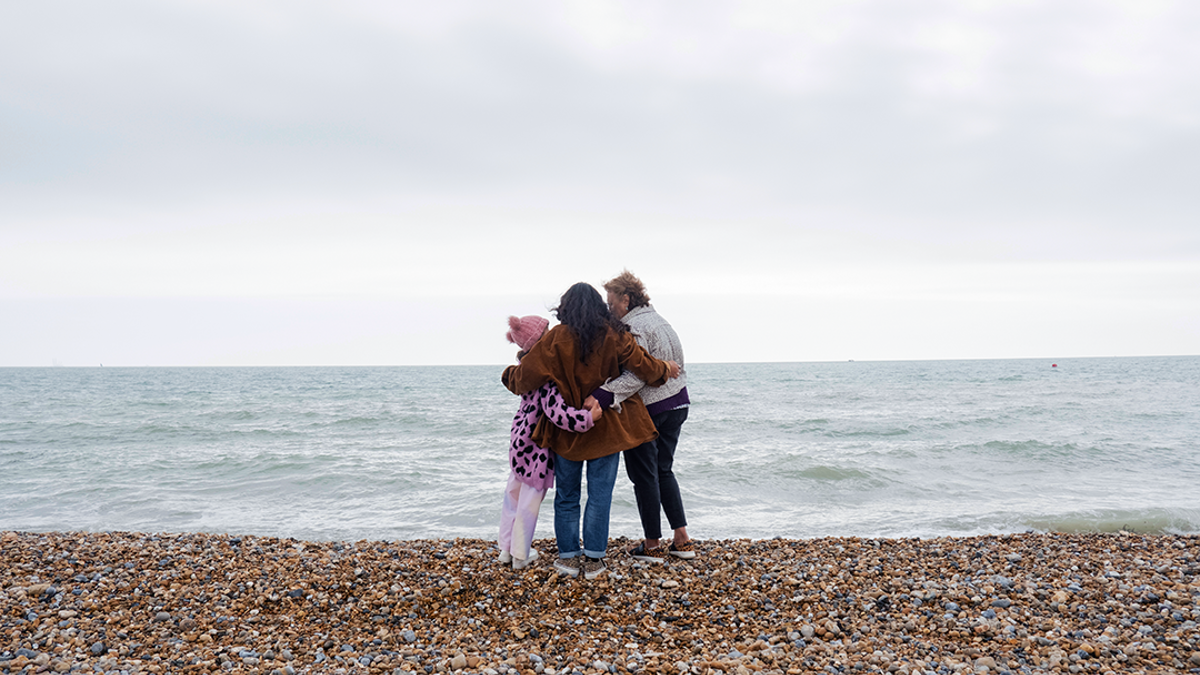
[2,531,1198,674]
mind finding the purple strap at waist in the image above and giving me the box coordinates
[589,387,690,417]
[646,387,689,417]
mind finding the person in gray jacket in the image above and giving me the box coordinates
[587,270,696,562]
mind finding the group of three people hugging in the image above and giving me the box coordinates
[497,270,694,580]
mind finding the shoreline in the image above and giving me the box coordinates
[2,531,1198,674]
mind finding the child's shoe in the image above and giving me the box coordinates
[498,550,513,565]
[512,548,539,570]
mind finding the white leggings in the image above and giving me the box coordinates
[498,473,546,561]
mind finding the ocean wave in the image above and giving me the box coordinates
[1020,508,1200,535]
[788,465,883,483]
[826,427,913,438]
[3,359,1198,540]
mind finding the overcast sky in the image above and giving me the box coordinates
[2,0,1197,366]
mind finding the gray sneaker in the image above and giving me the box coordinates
[554,556,581,578]
[582,556,607,580]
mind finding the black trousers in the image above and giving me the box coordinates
[623,407,689,540]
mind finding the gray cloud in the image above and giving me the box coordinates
[5,0,1197,242]
[2,1,1197,364]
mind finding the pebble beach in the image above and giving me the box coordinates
[2,531,1198,675]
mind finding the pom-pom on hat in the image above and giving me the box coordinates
[506,315,549,352]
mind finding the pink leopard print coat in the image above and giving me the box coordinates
[509,382,594,491]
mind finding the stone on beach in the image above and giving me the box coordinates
[1,530,1198,674]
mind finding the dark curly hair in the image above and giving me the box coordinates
[553,282,626,362]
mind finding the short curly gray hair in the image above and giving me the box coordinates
[603,270,650,310]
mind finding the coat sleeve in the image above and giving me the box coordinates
[615,331,670,387]
[598,369,644,408]
[535,383,595,434]
[601,320,653,406]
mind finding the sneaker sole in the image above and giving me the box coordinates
[583,567,607,580]
[631,554,666,564]
[553,561,580,578]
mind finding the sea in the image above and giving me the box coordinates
[2,356,1198,543]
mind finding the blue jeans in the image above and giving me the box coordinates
[553,452,620,559]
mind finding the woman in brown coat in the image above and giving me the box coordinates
[502,282,679,579]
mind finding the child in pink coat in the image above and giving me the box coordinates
[499,315,601,569]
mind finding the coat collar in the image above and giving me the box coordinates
[622,304,654,322]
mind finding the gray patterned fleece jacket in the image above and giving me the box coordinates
[595,304,689,416]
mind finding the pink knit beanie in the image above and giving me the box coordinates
[506,315,549,352]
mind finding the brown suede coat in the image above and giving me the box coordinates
[501,324,672,462]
